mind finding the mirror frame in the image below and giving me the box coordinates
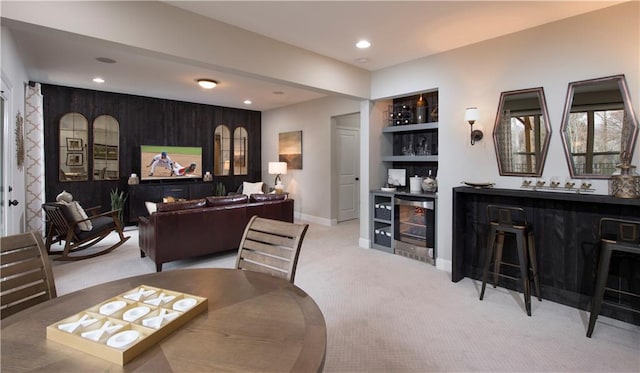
[492,87,552,177]
[560,74,639,179]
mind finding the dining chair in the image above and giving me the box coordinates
[1,231,57,319]
[235,216,309,283]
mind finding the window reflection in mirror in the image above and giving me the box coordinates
[561,75,639,178]
[59,112,89,182]
[493,87,551,176]
[233,127,248,175]
[213,125,230,176]
[93,115,119,180]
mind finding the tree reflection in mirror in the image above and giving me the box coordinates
[561,75,639,179]
[493,87,551,177]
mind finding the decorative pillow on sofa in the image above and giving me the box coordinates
[61,201,93,231]
[242,181,264,197]
[206,195,248,207]
[156,198,207,213]
[145,201,157,214]
[250,193,286,202]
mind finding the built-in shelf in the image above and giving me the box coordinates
[382,155,438,162]
[382,122,438,133]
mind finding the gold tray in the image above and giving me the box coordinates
[46,285,207,365]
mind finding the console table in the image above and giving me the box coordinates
[452,186,640,324]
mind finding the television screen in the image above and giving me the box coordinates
[141,145,202,181]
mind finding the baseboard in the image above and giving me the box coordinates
[295,212,332,226]
[359,237,370,248]
[436,258,452,272]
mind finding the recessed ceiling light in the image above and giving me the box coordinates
[197,79,218,89]
[243,100,252,105]
[356,40,371,49]
[96,57,116,64]
[93,77,105,83]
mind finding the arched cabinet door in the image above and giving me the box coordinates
[233,127,248,176]
[92,115,120,180]
[59,112,88,182]
[213,125,231,176]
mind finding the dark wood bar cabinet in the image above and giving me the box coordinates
[452,186,640,325]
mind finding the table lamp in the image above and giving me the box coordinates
[268,162,287,193]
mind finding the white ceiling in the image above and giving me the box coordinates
[3,1,622,111]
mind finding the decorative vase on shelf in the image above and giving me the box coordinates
[609,151,639,198]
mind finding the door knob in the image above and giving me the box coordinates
[9,200,19,206]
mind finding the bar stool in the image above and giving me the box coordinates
[586,217,640,338]
[479,205,541,316]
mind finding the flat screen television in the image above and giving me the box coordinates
[141,145,202,181]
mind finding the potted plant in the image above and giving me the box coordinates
[110,188,128,223]
[215,182,226,196]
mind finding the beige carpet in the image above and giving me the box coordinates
[51,220,640,372]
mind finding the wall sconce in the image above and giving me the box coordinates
[268,162,287,193]
[465,107,483,145]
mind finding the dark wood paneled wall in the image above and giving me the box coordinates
[42,84,262,219]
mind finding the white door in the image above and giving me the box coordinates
[337,127,359,222]
[1,91,6,235]
[1,77,21,235]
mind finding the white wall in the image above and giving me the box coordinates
[370,2,639,271]
[262,96,361,225]
[261,2,639,271]
[1,26,28,234]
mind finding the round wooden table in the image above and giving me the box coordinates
[1,268,326,372]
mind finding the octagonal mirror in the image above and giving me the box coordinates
[493,87,551,176]
[561,75,639,179]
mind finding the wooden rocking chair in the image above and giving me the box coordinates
[42,202,130,261]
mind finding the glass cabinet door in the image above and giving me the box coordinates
[59,112,88,182]
[93,115,120,180]
[233,127,248,175]
[214,125,230,176]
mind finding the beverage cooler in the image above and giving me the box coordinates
[394,196,436,265]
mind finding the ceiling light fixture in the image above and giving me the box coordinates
[93,77,105,83]
[356,40,371,49]
[243,100,252,105]
[197,79,218,89]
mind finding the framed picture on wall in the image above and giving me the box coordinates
[279,130,302,169]
[66,153,83,166]
[66,138,83,151]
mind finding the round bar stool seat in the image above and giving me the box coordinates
[586,218,640,338]
[479,205,541,316]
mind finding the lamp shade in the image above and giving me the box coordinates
[464,107,479,124]
[268,162,287,175]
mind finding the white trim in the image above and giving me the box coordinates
[295,211,333,226]
[436,258,452,273]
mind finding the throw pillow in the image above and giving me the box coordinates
[145,201,157,214]
[63,201,93,231]
[242,181,264,197]
[56,190,73,203]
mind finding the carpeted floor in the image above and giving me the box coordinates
[51,219,640,372]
